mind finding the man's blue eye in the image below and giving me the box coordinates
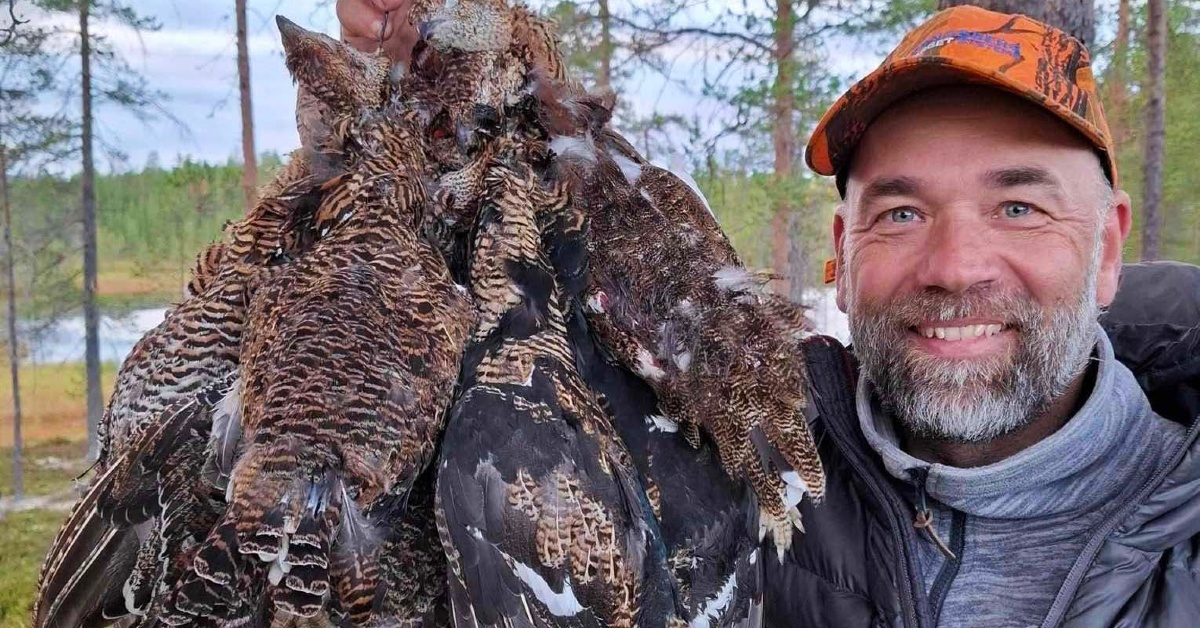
[1002,202,1034,218]
[889,208,917,223]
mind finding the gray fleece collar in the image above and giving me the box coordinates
[857,325,1169,519]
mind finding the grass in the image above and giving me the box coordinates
[0,362,118,448]
[94,261,189,313]
[0,508,68,627]
[0,439,90,500]
[0,440,90,627]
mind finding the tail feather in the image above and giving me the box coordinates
[33,462,140,628]
[329,487,383,624]
[163,513,266,624]
[113,522,162,619]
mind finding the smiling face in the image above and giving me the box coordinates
[835,86,1131,442]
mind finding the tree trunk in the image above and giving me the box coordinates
[786,212,807,303]
[1107,0,1131,145]
[936,0,1094,48]
[236,0,257,212]
[0,145,22,501]
[80,0,102,461]
[1141,0,1166,261]
[597,0,613,95]
[770,0,796,295]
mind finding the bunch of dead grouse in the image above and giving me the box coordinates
[33,1,825,626]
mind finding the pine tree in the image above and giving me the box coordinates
[37,0,175,459]
[236,0,257,212]
[1,1,75,495]
[1141,0,1166,260]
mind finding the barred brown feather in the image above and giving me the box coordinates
[162,21,473,624]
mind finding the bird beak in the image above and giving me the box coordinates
[276,15,307,49]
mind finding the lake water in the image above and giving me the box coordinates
[20,308,166,365]
[18,290,850,367]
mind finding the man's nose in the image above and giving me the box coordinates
[914,214,1001,294]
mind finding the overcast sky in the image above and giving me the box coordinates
[16,0,885,173]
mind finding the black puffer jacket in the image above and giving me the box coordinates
[767,261,1200,627]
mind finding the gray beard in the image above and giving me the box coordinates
[848,276,1100,443]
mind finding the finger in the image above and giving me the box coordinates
[337,0,391,43]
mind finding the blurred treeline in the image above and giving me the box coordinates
[7,153,285,317]
[4,0,1199,325]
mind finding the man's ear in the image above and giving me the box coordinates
[833,207,849,313]
[1096,189,1133,307]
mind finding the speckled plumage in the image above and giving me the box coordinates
[454,20,826,555]
[433,124,681,627]
[158,22,473,625]
[34,17,472,628]
[33,161,325,628]
[561,131,825,556]
[409,1,790,624]
[35,2,829,626]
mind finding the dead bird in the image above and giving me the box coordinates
[433,113,683,626]
[156,18,473,625]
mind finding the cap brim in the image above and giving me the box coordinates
[806,56,1114,184]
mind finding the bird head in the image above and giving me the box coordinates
[277,15,392,116]
[412,0,514,54]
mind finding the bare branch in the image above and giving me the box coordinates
[2,0,30,47]
[609,13,772,54]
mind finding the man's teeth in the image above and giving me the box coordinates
[918,324,1004,341]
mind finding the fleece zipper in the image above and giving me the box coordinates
[908,468,966,628]
[925,510,966,626]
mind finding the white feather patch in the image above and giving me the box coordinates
[338,483,379,550]
[512,560,585,617]
[712,266,768,295]
[463,525,587,617]
[123,574,144,616]
[635,347,666,381]
[645,415,679,433]
[550,135,598,165]
[389,63,406,85]
[780,470,809,512]
[207,378,244,491]
[689,570,738,628]
[609,150,643,185]
[674,351,692,373]
[586,293,606,314]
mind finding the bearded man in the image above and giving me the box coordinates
[767,6,1200,627]
[337,2,1200,626]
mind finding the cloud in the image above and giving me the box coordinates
[25,0,883,173]
[21,0,334,171]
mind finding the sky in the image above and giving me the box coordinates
[14,0,886,174]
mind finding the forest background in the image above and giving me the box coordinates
[0,0,1193,623]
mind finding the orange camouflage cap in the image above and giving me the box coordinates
[806,5,1117,192]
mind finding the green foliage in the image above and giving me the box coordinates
[1102,0,1200,264]
[1,1,75,170]
[696,170,839,286]
[7,153,286,317]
